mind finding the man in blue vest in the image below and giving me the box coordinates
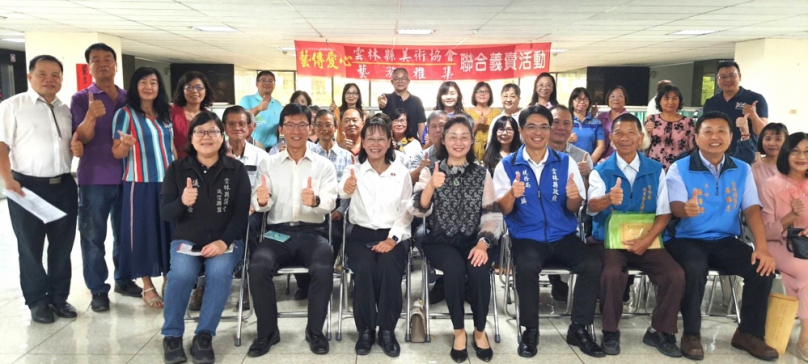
[665,111,777,361]
[587,113,684,357]
[494,105,604,358]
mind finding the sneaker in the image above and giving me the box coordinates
[115,281,143,298]
[601,330,620,355]
[163,336,187,364]
[642,328,683,358]
[91,293,110,312]
[190,333,215,364]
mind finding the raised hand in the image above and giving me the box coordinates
[86,93,106,120]
[258,95,270,111]
[117,130,135,148]
[338,132,354,150]
[736,113,750,135]
[568,132,578,143]
[418,151,431,170]
[684,188,702,217]
[609,178,624,206]
[577,152,590,177]
[565,173,579,200]
[256,175,270,207]
[301,177,317,206]
[182,177,198,207]
[378,94,388,109]
[511,171,525,198]
[343,168,357,194]
[429,161,445,189]
[330,100,337,112]
[70,133,84,157]
[742,100,759,120]
[645,118,655,135]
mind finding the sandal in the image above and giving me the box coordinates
[143,287,164,308]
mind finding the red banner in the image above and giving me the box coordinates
[294,41,551,81]
[76,64,92,91]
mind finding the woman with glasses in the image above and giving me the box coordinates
[171,71,213,159]
[568,87,605,162]
[426,81,471,147]
[528,72,558,108]
[759,132,808,360]
[645,85,695,170]
[390,108,421,165]
[467,82,502,163]
[410,116,503,362]
[596,85,629,162]
[160,112,251,364]
[334,83,364,147]
[483,116,521,175]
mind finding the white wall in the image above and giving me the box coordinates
[234,65,256,104]
[648,63,694,106]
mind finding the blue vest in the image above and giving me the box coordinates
[592,153,663,242]
[501,145,577,243]
[672,152,749,240]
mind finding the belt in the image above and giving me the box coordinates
[11,171,70,185]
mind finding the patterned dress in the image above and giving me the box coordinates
[646,114,695,170]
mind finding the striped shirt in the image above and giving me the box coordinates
[112,105,174,183]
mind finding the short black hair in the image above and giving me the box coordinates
[695,111,732,134]
[84,43,117,63]
[550,104,572,116]
[222,105,254,125]
[172,71,215,108]
[290,90,312,106]
[255,70,275,83]
[501,83,521,97]
[717,61,741,74]
[28,55,63,73]
[358,114,396,165]
[314,109,335,124]
[777,132,808,176]
[279,103,311,126]
[308,105,321,114]
[390,108,407,121]
[518,105,553,128]
[185,111,227,157]
[471,82,493,107]
[655,85,684,112]
[758,123,789,154]
[612,113,643,132]
[341,107,364,122]
[436,116,476,164]
[567,87,592,113]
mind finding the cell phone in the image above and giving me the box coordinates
[190,245,203,252]
[264,230,291,243]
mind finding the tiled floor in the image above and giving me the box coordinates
[0,198,805,363]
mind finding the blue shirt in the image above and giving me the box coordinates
[667,151,760,209]
[572,115,604,155]
[703,87,768,163]
[239,93,283,148]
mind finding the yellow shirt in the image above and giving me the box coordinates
[466,107,502,162]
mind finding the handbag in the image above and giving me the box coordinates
[786,227,808,259]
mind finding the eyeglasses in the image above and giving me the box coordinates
[608,95,625,100]
[315,123,334,129]
[717,73,739,81]
[283,123,309,130]
[345,92,359,96]
[392,118,407,125]
[476,89,490,95]
[428,124,445,131]
[790,150,808,157]
[523,124,551,133]
[365,137,390,145]
[446,134,472,144]
[226,122,248,129]
[258,79,276,84]
[497,128,514,134]
[192,129,222,137]
[572,97,589,103]
[392,77,409,82]
[184,85,205,92]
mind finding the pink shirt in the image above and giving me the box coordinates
[752,161,778,191]
[760,174,808,245]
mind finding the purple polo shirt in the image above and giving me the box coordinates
[71,83,128,185]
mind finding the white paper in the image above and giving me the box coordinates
[177,242,235,256]
[3,188,67,224]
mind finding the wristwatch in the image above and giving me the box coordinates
[391,236,400,243]
[314,196,321,207]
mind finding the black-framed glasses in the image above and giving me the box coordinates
[184,85,205,92]
[192,130,222,137]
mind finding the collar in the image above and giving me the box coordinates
[89,82,124,96]
[181,154,237,170]
[359,160,397,177]
[280,148,314,163]
[616,152,641,173]
[25,88,63,107]
[572,114,594,123]
[315,142,346,156]
[514,145,558,168]
[689,149,736,174]
[721,86,747,101]
[253,93,275,103]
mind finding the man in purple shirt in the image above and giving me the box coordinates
[71,43,141,312]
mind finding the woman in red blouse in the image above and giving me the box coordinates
[171,71,214,159]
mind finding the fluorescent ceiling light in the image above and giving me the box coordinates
[397,29,434,35]
[550,48,567,53]
[277,47,295,52]
[1,38,24,43]
[192,25,236,32]
[669,30,716,35]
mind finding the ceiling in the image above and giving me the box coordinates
[0,0,807,72]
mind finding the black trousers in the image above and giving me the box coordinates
[294,215,343,289]
[666,237,774,337]
[8,172,78,307]
[249,224,333,338]
[345,226,408,332]
[422,242,490,331]
[512,234,602,328]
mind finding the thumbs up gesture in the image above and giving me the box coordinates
[736,113,750,135]
[70,133,84,157]
[256,175,270,207]
[301,177,317,206]
[684,188,702,217]
[577,152,591,177]
[743,100,759,120]
[182,177,198,207]
[329,99,337,112]
[86,93,106,120]
[791,197,805,217]
[418,151,431,170]
[117,130,136,148]
[429,161,446,189]
[609,178,624,206]
[511,171,525,198]
[565,173,579,200]
[378,93,388,109]
[343,168,358,194]
[339,131,354,150]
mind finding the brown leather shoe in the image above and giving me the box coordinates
[680,334,704,360]
[731,329,778,361]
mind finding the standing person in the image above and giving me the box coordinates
[568,87,605,162]
[752,123,788,187]
[596,86,629,162]
[409,111,448,184]
[378,68,427,145]
[468,82,501,163]
[482,116,521,175]
[703,61,768,164]
[528,72,558,108]
[486,83,522,145]
[240,71,283,149]
[338,107,365,156]
[332,83,364,126]
[171,71,213,160]
[390,108,421,164]
[112,66,176,308]
[647,80,672,118]
[430,81,469,149]
[645,85,696,170]
[71,43,141,312]
[339,117,413,357]
[0,55,82,324]
[665,111,777,361]
[290,90,311,106]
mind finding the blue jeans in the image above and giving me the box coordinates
[162,240,244,337]
[78,184,127,294]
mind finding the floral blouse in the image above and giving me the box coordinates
[646,114,695,170]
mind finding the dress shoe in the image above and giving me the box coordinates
[518,327,539,358]
[450,332,468,363]
[378,329,400,357]
[91,293,110,312]
[29,301,55,324]
[163,336,187,364]
[680,333,704,360]
[190,333,215,364]
[50,302,77,318]
[305,330,329,355]
[601,330,620,355]
[114,281,143,297]
[731,329,778,361]
[294,287,308,300]
[355,329,375,355]
[566,324,606,358]
[642,328,682,358]
[472,332,493,362]
[188,287,204,311]
[247,331,280,357]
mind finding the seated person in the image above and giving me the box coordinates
[160,112,251,364]
[586,113,684,357]
[247,103,338,357]
[339,116,413,357]
[665,111,777,361]
[409,116,502,363]
[493,105,604,358]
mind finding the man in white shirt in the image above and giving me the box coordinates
[247,103,337,357]
[0,55,84,324]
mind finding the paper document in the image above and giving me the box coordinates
[3,188,66,224]
[177,242,235,256]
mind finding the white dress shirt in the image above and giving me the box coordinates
[587,152,670,216]
[252,149,337,224]
[493,147,586,201]
[234,142,270,188]
[0,89,73,177]
[339,161,413,242]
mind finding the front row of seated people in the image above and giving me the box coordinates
[161,103,790,364]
